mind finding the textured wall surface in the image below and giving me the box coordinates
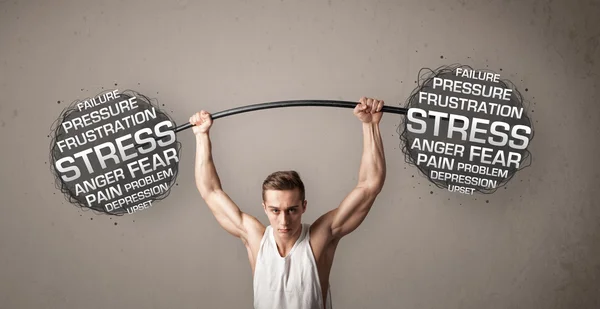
[0,0,599,308]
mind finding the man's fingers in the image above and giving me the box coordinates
[354,103,363,113]
[190,112,204,125]
[368,99,382,113]
[355,97,384,122]
[375,100,383,112]
[357,97,385,114]
[363,98,370,113]
[201,110,212,122]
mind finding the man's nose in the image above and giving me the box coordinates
[280,213,290,225]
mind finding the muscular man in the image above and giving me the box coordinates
[190,97,386,309]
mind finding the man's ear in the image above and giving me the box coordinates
[302,200,307,213]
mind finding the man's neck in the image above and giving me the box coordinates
[273,225,303,257]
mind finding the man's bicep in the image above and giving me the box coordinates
[330,186,377,239]
[205,190,259,240]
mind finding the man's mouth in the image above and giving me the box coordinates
[278,228,291,233]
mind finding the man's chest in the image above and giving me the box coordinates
[246,233,338,281]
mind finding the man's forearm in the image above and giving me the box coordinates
[358,122,386,191]
[195,133,223,197]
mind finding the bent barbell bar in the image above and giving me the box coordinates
[173,100,410,133]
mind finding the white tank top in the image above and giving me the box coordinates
[253,223,333,309]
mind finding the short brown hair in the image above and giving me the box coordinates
[262,171,305,201]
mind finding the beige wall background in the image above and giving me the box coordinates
[1,0,599,308]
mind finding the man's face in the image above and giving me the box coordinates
[262,189,306,238]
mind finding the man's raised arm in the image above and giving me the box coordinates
[191,111,263,243]
[314,97,387,240]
